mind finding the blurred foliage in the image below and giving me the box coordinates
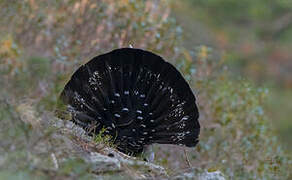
[0,100,95,179]
[0,0,291,179]
[176,46,291,179]
[172,0,292,161]
[0,0,182,109]
[188,0,292,25]
[177,0,292,88]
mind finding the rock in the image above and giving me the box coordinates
[172,168,225,180]
[45,117,225,179]
[103,147,168,177]
[199,170,225,180]
[83,152,121,173]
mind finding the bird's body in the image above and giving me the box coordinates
[59,48,200,155]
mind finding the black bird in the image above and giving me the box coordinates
[59,48,200,156]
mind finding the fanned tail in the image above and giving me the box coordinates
[59,48,200,155]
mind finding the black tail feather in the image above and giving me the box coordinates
[59,48,200,155]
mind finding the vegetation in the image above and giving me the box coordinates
[189,47,291,179]
[92,127,115,148]
[172,1,292,149]
[0,0,291,179]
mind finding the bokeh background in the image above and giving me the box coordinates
[172,0,292,149]
[0,0,291,179]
